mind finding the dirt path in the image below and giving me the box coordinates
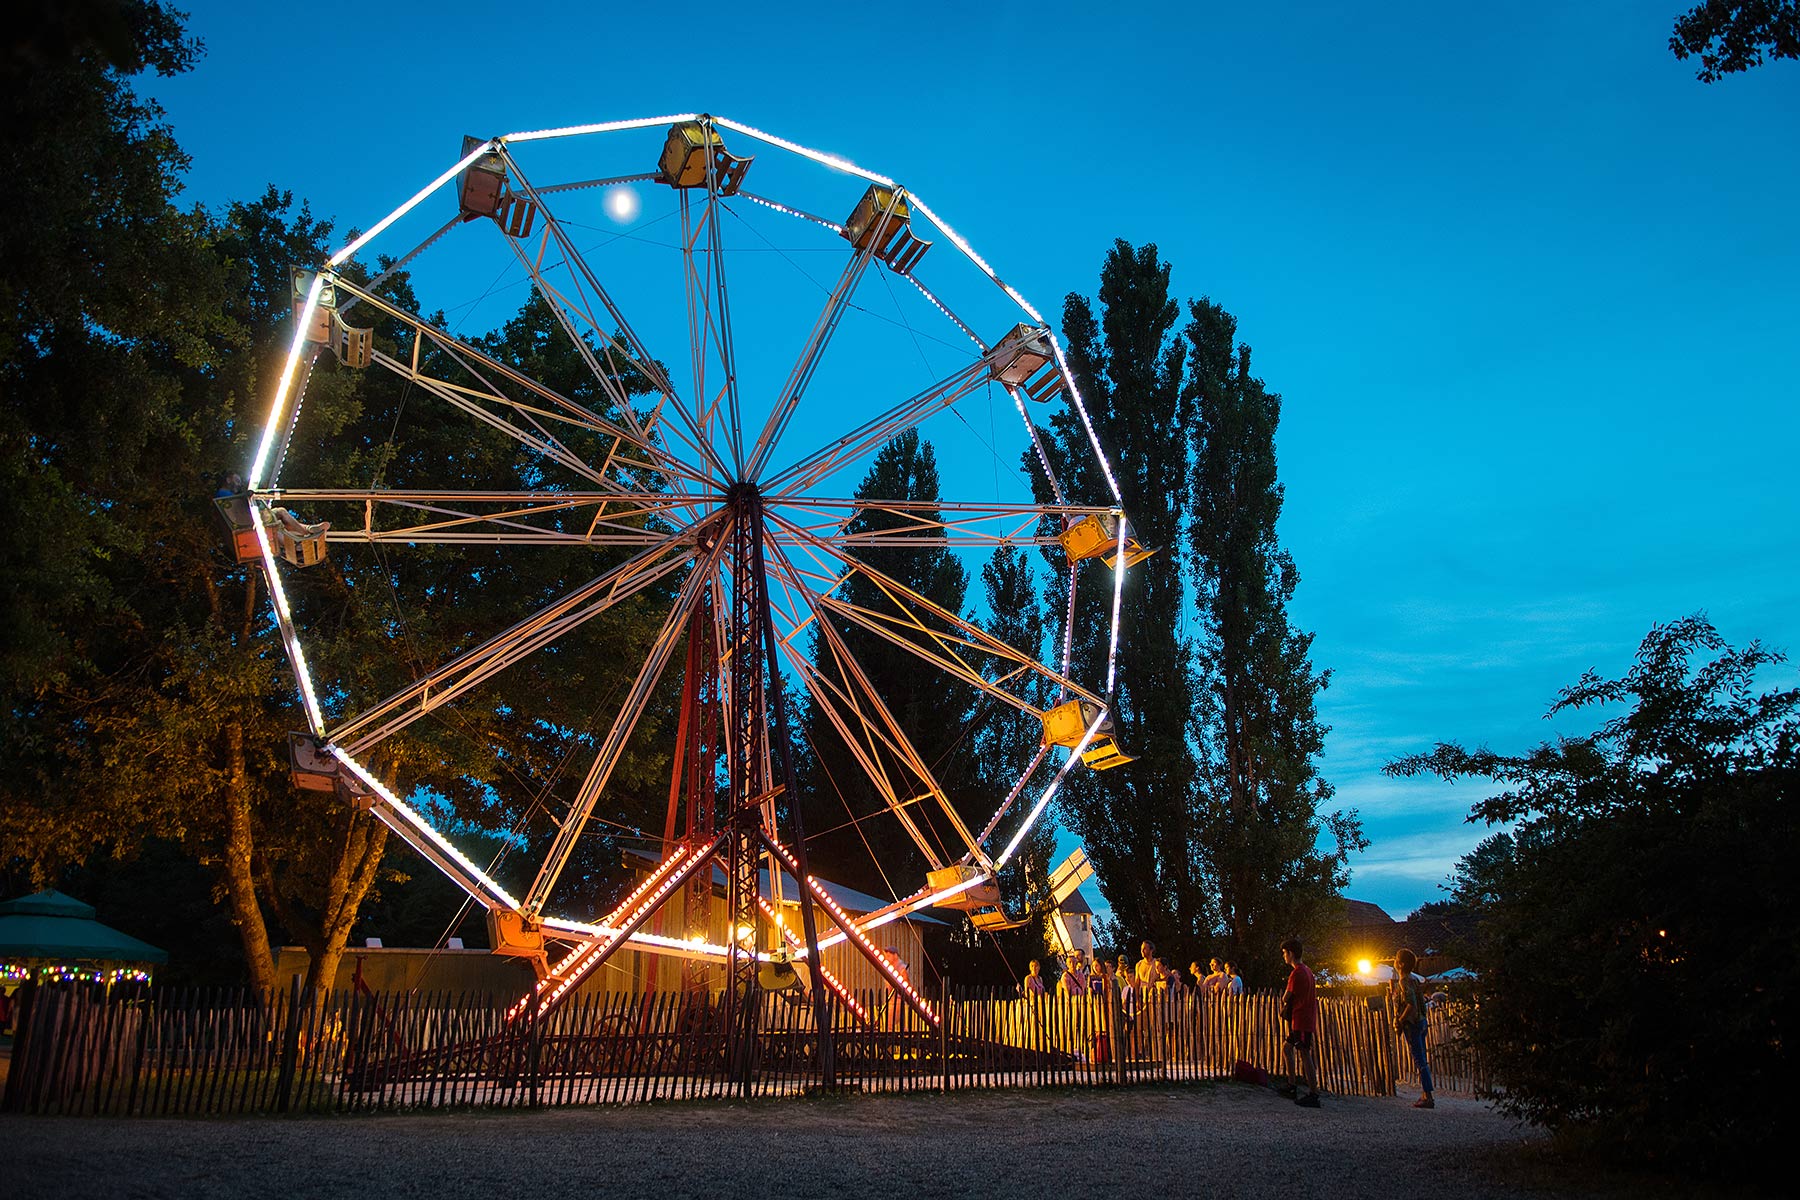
[0,1083,1732,1199]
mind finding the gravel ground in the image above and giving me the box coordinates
[0,1083,1745,1200]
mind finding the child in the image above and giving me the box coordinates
[1391,948,1435,1108]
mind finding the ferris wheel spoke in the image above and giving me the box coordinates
[493,222,709,492]
[763,577,951,871]
[369,353,612,489]
[763,533,981,866]
[742,225,887,483]
[475,235,721,495]
[497,233,657,439]
[336,214,462,323]
[760,356,994,497]
[526,529,732,916]
[778,637,947,870]
[768,496,1112,550]
[329,532,700,755]
[679,184,746,478]
[337,276,707,487]
[495,146,734,487]
[269,488,710,546]
[772,511,1098,709]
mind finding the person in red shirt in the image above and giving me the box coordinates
[1278,936,1321,1107]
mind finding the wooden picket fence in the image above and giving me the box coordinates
[2,982,1440,1117]
[1398,1008,1489,1096]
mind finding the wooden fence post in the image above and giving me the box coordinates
[1108,979,1125,1087]
[939,977,950,1095]
[275,979,301,1114]
[528,989,543,1108]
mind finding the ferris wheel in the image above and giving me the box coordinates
[238,114,1147,1029]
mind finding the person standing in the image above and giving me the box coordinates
[1133,943,1166,1057]
[1391,948,1435,1108]
[1091,959,1119,1065]
[1134,941,1166,992]
[1223,960,1244,996]
[1057,953,1088,997]
[1022,959,1048,997]
[1278,937,1321,1107]
[1202,957,1226,995]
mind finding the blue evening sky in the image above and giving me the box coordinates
[149,1,1799,921]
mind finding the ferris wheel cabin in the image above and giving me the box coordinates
[991,322,1066,404]
[1060,512,1155,571]
[287,732,376,810]
[290,267,374,370]
[841,184,931,275]
[658,120,752,193]
[1042,698,1136,771]
[457,135,538,238]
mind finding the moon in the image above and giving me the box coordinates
[605,185,641,224]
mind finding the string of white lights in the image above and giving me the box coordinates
[503,114,701,144]
[246,113,1143,1012]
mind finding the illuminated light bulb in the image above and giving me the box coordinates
[1047,336,1124,505]
[740,192,843,234]
[503,114,701,144]
[251,273,325,487]
[712,117,894,188]
[329,141,496,267]
[332,748,523,910]
[1357,959,1373,976]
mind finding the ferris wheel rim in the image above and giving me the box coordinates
[248,113,1132,960]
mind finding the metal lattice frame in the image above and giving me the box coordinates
[247,114,1135,1024]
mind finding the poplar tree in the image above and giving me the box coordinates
[1032,241,1206,959]
[971,545,1058,964]
[1184,297,1363,982]
[798,430,976,900]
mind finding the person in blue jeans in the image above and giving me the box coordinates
[1391,948,1435,1108]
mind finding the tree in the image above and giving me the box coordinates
[1388,616,1799,1168]
[1031,241,1206,963]
[1670,1,1800,81]
[0,178,400,994]
[0,0,214,693]
[799,430,976,901]
[967,545,1059,975]
[1185,297,1362,984]
[0,3,678,990]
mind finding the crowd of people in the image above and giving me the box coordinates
[1017,937,1436,1112]
[1020,940,1248,1004]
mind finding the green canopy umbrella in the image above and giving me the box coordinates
[0,890,167,980]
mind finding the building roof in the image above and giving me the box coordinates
[620,849,946,926]
[1341,898,1397,926]
[0,889,169,964]
[1316,907,1479,969]
[1057,890,1094,916]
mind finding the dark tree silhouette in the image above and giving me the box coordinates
[1389,616,1799,1168]
[1185,298,1362,984]
[1670,1,1800,81]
